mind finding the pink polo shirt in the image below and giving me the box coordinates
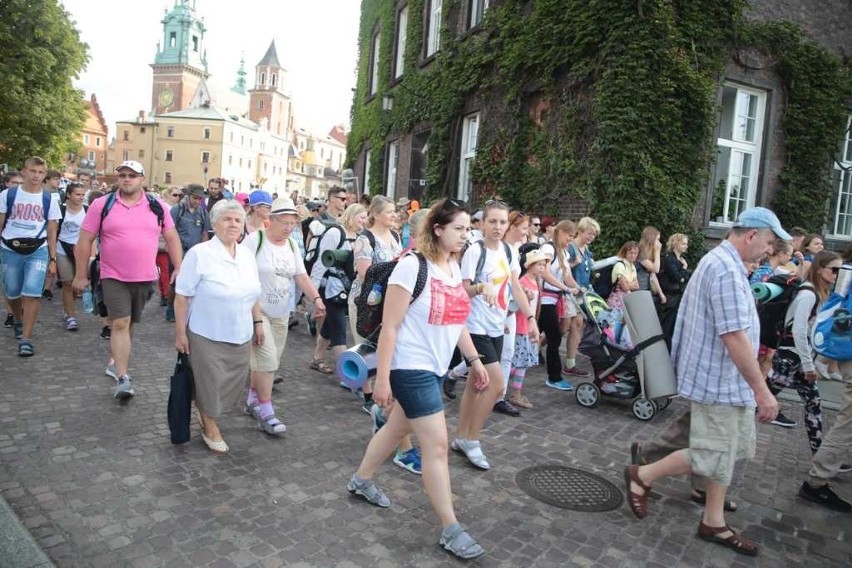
[82,192,175,282]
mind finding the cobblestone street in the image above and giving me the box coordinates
[1,298,850,567]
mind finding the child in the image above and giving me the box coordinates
[508,246,550,408]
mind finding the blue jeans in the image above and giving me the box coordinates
[1,246,48,300]
[390,369,445,419]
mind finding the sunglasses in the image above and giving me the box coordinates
[827,266,841,274]
[533,223,541,227]
[485,198,508,208]
[171,193,182,198]
[437,198,468,217]
[117,173,140,179]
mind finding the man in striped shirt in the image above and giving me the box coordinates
[623,207,786,556]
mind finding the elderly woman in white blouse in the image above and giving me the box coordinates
[174,200,263,454]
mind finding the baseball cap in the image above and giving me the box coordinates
[270,197,298,215]
[248,190,273,207]
[115,160,145,175]
[305,201,320,211]
[733,207,792,240]
[235,192,250,205]
[472,210,484,221]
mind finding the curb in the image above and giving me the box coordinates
[0,494,54,568]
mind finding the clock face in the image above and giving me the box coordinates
[158,87,174,107]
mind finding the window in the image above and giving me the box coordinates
[202,152,210,163]
[203,127,211,140]
[230,132,234,143]
[83,134,90,144]
[258,99,264,110]
[122,150,130,161]
[96,137,102,147]
[386,140,399,199]
[271,74,277,87]
[709,84,766,224]
[832,116,852,237]
[192,36,199,52]
[260,72,266,85]
[167,127,174,138]
[364,149,372,195]
[248,159,252,169]
[228,155,233,165]
[165,150,173,162]
[426,0,442,57]
[164,172,172,184]
[169,32,176,48]
[469,0,489,28]
[87,151,95,162]
[123,130,129,141]
[138,149,145,158]
[369,30,381,96]
[394,6,408,79]
[140,127,146,133]
[458,113,479,200]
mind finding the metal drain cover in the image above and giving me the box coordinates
[515,465,623,512]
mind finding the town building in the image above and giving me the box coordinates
[65,94,109,180]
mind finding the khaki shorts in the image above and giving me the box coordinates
[250,315,290,372]
[688,402,756,486]
[101,278,154,323]
[56,254,75,282]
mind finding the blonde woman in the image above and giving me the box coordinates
[637,226,666,304]
[564,217,600,379]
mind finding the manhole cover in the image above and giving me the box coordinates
[515,465,623,512]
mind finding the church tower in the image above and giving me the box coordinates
[249,40,293,136]
[150,0,210,115]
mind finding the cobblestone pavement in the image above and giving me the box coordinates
[1,297,850,567]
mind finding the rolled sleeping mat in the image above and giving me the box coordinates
[337,342,378,391]
[751,282,784,303]
[322,249,353,268]
[622,290,678,400]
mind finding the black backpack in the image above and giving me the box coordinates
[592,260,626,298]
[356,251,428,342]
[98,191,165,228]
[465,240,513,284]
[756,274,816,349]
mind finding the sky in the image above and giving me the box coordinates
[60,0,361,138]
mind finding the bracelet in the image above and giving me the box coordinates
[49,257,57,262]
[527,315,536,321]
[464,353,483,366]
[253,320,263,325]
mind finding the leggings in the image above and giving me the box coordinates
[767,350,823,452]
[538,303,562,380]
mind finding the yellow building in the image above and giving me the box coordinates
[65,94,109,179]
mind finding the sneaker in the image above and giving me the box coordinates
[159,297,168,307]
[42,289,53,300]
[508,391,533,409]
[370,403,386,434]
[288,314,299,330]
[442,373,458,400]
[798,481,851,512]
[451,438,491,470]
[100,326,111,340]
[3,313,13,328]
[305,312,317,336]
[771,412,797,428]
[13,321,23,340]
[393,448,422,475]
[828,372,844,382]
[562,365,589,378]
[546,377,574,391]
[346,474,390,508]
[114,375,135,401]
[493,399,521,417]
[66,316,78,332]
[838,464,852,474]
[105,363,118,381]
[360,399,374,415]
[165,305,175,322]
[814,360,831,379]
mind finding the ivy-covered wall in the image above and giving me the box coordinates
[348,0,852,254]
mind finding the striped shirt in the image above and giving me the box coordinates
[672,240,759,406]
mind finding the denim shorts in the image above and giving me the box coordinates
[390,369,445,419]
[1,246,48,300]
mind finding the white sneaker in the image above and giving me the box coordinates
[814,360,831,379]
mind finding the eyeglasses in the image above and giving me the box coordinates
[117,173,140,179]
[828,266,841,274]
[533,223,541,227]
[332,194,347,201]
[171,193,182,198]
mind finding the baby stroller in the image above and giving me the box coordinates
[573,291,672,421]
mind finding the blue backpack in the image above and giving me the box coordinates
[2,187,52,235]
[811,292,852,361]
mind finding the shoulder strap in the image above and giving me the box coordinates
[255,230,265,255]
[1,188,17,232]
[361,229,376,250]
[35,191,51,239]
[411,252,429,302]
[99,192,118,231]
[145,193,165,227]
[502,241,513,265]
[473,240,487,285]
[58,202,67,234]
[391,230,401,245]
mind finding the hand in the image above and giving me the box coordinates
[170,266,180,284]
[313,300,326,319]
[793,251,804,264]
[804,370,818,383]
[528,319,540,344]
[47,260,57,277]
[654,240,662,251]
[253,325,265,346]
[658,292,667,304]
[175,333,190,355]
[755,390,779,423]
[480,283,497,307]
[372,379,393,407]
[72,276,89,295]
[469,359,489,392]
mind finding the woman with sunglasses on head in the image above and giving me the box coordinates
[347,198,487,560]
[765,251,842,452]
[563,217,600,381]
[452,200,539,469]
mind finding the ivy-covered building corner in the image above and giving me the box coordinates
[347,0,852,254]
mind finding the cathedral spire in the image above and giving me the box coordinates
[232,53,247,95]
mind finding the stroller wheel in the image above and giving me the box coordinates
[655,397,671,411]
[575,382,600,408]
[632,398,657,421]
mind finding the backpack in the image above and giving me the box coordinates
[253,229,296,255]
[57,202,89,265]
[755,274,815,349]
[812,291,852,361]
[57,202,88,236]
[592,260,626,299]
[98,191,165,229]
[1,188,52,235]
[359,228,401,252]
[465,240,514,285]
[304,219,344,274]
[175,201,208,231]
[355,251,428,342]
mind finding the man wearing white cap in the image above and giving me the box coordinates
[73,161,183,402]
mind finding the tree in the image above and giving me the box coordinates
[0,0,89,169]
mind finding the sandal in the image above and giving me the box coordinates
[18,341,34,358]
[257,414,286,435]
[310,358,334,375]
[439,524,486,560]
[691,489,738,512]
[624,464,651,519]
[697,522,758,556]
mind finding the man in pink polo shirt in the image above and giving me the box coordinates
[73,161,183,401]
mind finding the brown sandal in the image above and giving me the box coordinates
[697,522,758,556]
[691,489,738,512]
[624,464,651,519]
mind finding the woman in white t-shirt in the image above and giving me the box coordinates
[347,198,488,560]
[56,183,88,331]
[242,198,325,436]
[453,200,539,471]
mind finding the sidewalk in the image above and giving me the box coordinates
[0,494,53,568]
[0,298,849,567]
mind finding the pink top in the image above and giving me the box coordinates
[82,192,175,282]
[515,275,540,334]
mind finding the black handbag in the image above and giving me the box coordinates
[167,353,194,444]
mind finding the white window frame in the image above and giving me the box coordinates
[364,149,372,195]
[469,0,489,29]
[711,83,766,225]
[831,116,852,239]
[369,31,381,96]
[386,140,399,199]
[457,113,479,200]
[87,150,95,162]
[83,134,90,145]
[394,6,408,80]
[426,0,442,57]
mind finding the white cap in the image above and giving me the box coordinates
[115,160,145,175]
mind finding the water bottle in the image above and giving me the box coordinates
[366,284,383,306]
[82,287,94,314]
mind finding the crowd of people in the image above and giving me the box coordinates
[1,156,851,561]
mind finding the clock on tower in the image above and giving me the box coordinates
[158,87,174,109]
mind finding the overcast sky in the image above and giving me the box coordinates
[60,0,361,138]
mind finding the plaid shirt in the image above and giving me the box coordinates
[672,240,759,406]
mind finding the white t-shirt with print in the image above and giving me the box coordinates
[242,231,306,319]
[461,242,520,337]
[56,207,87,254]
[351,231,403,300]
[389,255,471,376]
[0,189,62,245]
[540,243,570,306]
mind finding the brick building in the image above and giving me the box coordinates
[65,94,109,180]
